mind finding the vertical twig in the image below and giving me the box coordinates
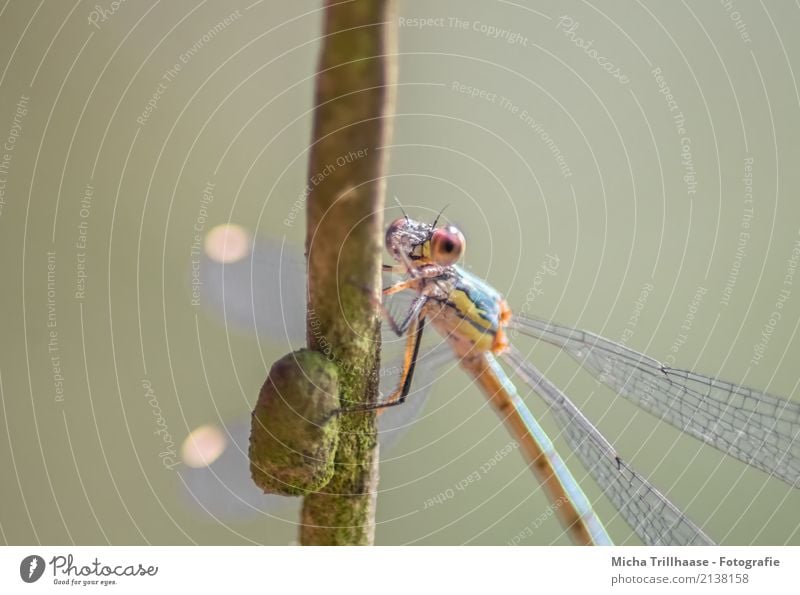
[300,0,396,545]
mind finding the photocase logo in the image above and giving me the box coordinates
[19,555,45,583]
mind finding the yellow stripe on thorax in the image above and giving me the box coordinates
[446,289,497,352]
[450,289,495,331]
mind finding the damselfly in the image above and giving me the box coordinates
[355,215,800,546]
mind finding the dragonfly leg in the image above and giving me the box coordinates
[383,279,421,297]
[381,294,427,337]
[380,269,443,335]
[384,262,448,280]
[342,314,426,413]
[348,276,422,336]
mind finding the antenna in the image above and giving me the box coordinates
[431,204,449,228]
[392,196,409,222]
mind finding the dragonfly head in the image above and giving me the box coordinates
[385,216,465,270]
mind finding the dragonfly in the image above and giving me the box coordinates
[342,214,800,546]
[188,220,800,544]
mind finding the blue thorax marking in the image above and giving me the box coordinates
[451,265,504,331]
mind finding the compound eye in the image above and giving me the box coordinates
[430,225,465,266]
[385,217,407,253]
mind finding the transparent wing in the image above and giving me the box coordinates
[376,341,453,450]
[509,315,800,488]
[503,345,714,545]
[178,419,298,521]
[200,237,307,344]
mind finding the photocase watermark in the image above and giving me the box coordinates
[517,253,560,315]
[87,0,128,30]
[450,82,573,178]
[750,229,800,366]
[74,183,93,301]
[784,231,800,288]
[19,555,46,583]
[0,94,29,219]
[720,156,754,306]
[585,282,657,391]
[421,441,519,510]
[750,304,786,367]
[307,307,377,381]
[190,180,215,306]
[46,553,157,586]
[555,16,630,85]
[142,378,179,470]
[510,253,560,340]
[284,148,369,227]
[46,251,65,404]
[380,364,403,379]
[664,285,707,368]
[618,281,655,347]
[304,307,413,405]
[401,14,628,85]
[652,67,697,197]
[137,82,168,127]
[720,0,752,45]
[137,10,242,126]
[398,16,529,46]
[507,495,569,545]
[307,306,388,393]
[451,81,500,104]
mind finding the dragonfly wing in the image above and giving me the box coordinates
[200,238,307,343]
[178,419,299,520]
[509,315,800,488]
[377,341,452,450]
[503,345,715,545]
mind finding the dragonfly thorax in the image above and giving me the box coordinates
[417,265,512,357]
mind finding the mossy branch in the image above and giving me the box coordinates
[300,0,396,546]
[249,0,396,546]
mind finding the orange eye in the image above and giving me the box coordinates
[430,225,465,265]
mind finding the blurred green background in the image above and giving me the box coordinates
[1,0,799,545]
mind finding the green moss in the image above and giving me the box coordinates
[249,349,340,496]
